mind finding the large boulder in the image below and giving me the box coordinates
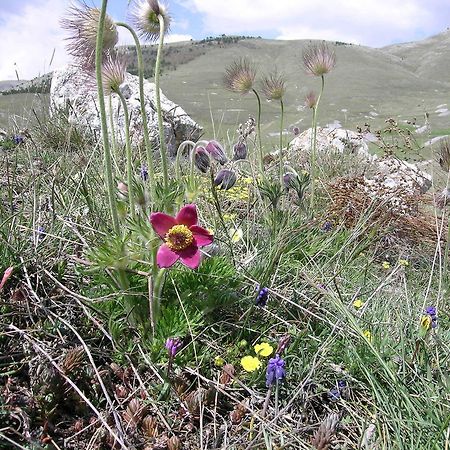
[50,65,202,155]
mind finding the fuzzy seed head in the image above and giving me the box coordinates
[102,54,127,95]
[303,42,336,76]
[261,72,286,100]
[62,2,118,64]
[437,139,450,172]
[224,58,257,95]
[305,90,317,109]
[131,0,171,42]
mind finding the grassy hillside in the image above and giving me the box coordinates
[2,33,450,142]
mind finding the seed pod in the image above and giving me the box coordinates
[206,140,228,165]
[233,142,247,160]
[194,146,210,173]
[214,169,237,190]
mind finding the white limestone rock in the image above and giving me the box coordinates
[50,65,202,155]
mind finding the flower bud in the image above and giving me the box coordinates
[206,140,228,165]
[233,142,247,160]
[194,146,210,173]
[283,172,297,189]
[214,169,237,190]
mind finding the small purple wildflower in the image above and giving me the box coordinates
[165,337,182,358]
[327,380,347,402]
[255,287,269,307]
[321,221,332,232]
[13,135,24,145]
[293,126,300,136]
[424,306,438,328]
[140,165,148,181]
[213,169,237,190]
[266,354,286,386]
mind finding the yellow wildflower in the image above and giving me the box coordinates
[214,356,225,367]
[254,342,273,357]
[223,213,236,221]
[229,228,243,243]
[241,355,261,372]
[363,330,372,342]
[420,315,432,331]
[353,299,364,309]
[399,259,409,266]
[382,261,390,269]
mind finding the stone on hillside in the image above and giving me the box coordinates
[283,126,431,193]
[287,127,373,160]
[50,65,202,155]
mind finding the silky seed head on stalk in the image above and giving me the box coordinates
[261,72,286,100]
[101,54,127,95]
[224,58,257,95]
[62,2,118,65]
[305,90,317,109]
[303,42,336,76]
[437,138,450,172]
[131,0,171,41]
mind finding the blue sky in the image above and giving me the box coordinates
[1,0,450,79]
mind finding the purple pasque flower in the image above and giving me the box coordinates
[165,337,182,358]
[206,140,228,165]
[194,146,210,173]
[233,142,247,160]
[255,286,269,307]
[266,354,286,387]
[213,169,237,190]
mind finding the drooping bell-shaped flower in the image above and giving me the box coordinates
[233,142,247,160]
[194,146,210,173]
[214,169,237,190]
[206,140,228,165]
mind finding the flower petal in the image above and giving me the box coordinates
[0,266,13,291]
[156,244,179,268]
[178,245,201,269]
[150,212,177,238]
[176,204,198,227]
[191,225,213,247]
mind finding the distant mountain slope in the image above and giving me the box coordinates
[383,30,450,82]
[2,32,450,137]
[0,80,24,92]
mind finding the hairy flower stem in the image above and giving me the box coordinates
[95,0,119,233]
[444,213,450,284]
[310,75,325,210]
[117,90,136,220]
[252,88,264,173]
[279,98,285,187]
[152,267,165,326]
[116,22,156,200]
[155,16,170,198]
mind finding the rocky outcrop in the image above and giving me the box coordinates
[288,127,373,160]
[50,65,202,155]
[285,126,432,193]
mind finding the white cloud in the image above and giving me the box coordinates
[0,0,69,80]
[183,0,438,46]
[165,33,193,43]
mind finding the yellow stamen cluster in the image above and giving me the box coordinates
[165,225,194,251]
